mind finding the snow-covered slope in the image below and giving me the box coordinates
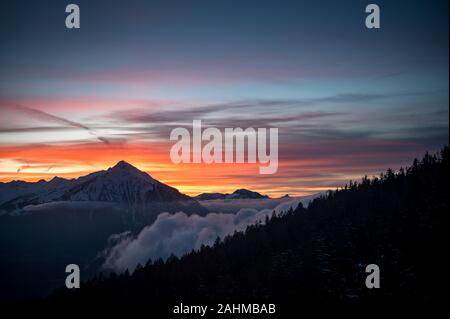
[0,161,192,212]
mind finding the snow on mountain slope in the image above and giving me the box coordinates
[0,161,192,212]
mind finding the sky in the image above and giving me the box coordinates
[0,0,448,197]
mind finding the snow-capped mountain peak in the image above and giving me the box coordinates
[0,161,192,212]
[106,160,155,182]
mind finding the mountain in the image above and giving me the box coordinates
[0,161,208,298]
[52,146,448,308]
[194,192,226,200]
[0,161,192,212]
[195,188,269,200]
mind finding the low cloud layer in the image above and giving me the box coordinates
[102,198,310,272]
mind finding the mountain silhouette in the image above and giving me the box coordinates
[0,161,192,212]
[195,188,269,200]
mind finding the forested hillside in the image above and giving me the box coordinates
[52,147,447,308]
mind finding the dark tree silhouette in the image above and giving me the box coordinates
[51,146,448,310]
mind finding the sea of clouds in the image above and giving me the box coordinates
[101,197,316,272]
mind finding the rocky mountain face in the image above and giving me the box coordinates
[0,161,193,213]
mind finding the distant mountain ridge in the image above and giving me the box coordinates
[0,161,192,212]
[195,188,269,200]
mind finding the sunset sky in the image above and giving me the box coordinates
[0,0,448,197]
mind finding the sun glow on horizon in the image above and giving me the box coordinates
[0,142,407,198]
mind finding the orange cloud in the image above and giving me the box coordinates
[0,138,438,198]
